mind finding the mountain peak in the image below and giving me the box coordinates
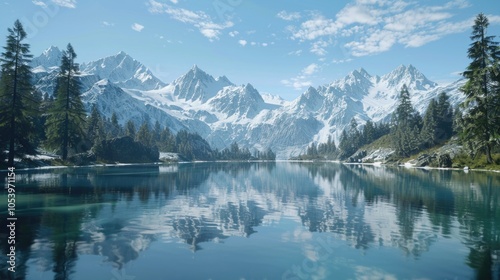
[31,46,63,69]
[79,52,165,90]
[173,66,233,102]
[115,51,130,59]
[382,64,437,91]
[43,45,61,56]
[358,67,371,77]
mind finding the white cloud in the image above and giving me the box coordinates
[332,58,353,64]
[51,0,76,8]
[302,63,319,75]
[281,79,312,90]
[262,43,268,47]
[310,40,329,56]
[131,23,144,32]
[336,5,378,25]
[291,16,341,41]
[147,0,233,40]
[288,50,303,56]
[170,0,178,3]
[229,31,239,37]
[286,0,485,57]
[32,0,46,6]
[277,11,301,21]
[282,63,320,90]
[238,39,247,46]
[102,21,114,27]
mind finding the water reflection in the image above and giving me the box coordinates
[0,163,499,279]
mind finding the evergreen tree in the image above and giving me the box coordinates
[362,120,376,145]
[453,105,464,136]
[306,142,318,157]
[86,105,105,148]
[421,98,439,148]
[125,120,136,138]
[460,13,500,163]
[136,121,151,146]
[152,120,161,144]
[435,92,454,141]
[338,130,352,159]
[0,20,38,165]
[391,85,422,156]
[45,44,86,160]
[349,118,362,148]
[159,127,175,152]
[109,112,122,138]
[31,89,45,147]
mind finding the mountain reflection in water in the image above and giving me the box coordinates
[1,162,499,279]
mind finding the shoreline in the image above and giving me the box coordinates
[2,159,500,174]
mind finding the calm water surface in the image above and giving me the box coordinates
[1,162,500,280]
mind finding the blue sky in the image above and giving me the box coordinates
[1,0,499,100]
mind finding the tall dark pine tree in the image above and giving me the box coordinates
[0,20,38,166]
[421,99,439,148]
[45,44,86,160]
[391,85,421,156]
[435,92,454,141]
[460,13,500,164]
[86,104,105,148]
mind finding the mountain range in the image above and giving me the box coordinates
[31,46,466,158]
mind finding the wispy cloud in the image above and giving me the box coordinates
[102,21,114,27]
[32,0,46,6]
[147,0,233,40]
[238,39,247,46]
[310,40,329,56]
[282,63,320,90]
[277,11,301,21]
[51,0,76,8]
[132,23,144,32]
[286,0,485,57]
[288,50,303,56]
[302,63,319,75]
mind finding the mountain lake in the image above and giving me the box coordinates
[1,162,499,279]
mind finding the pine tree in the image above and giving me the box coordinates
[45,44,86,160]
[421,99,439,148]
[0,20,38,165]
[125,120,136,138]
[460,13,500,163]
[159,127,175,152]
[136,121,151,146]
[338,130,352,159]
[109,112,122,138]
[86,104,105,148]
[453,105,463,136]
[362,120,376,145]
[435,92,454,141]
[152,120,161,145]
[391,85,422,156]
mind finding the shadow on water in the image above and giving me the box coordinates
[0,162,499,279]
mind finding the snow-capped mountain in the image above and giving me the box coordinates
[31,45,63,71]
[31,47,465,158]
[80,51,166,91]
[171,65,234,102]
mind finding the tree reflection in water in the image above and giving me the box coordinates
[0,162,499,279]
